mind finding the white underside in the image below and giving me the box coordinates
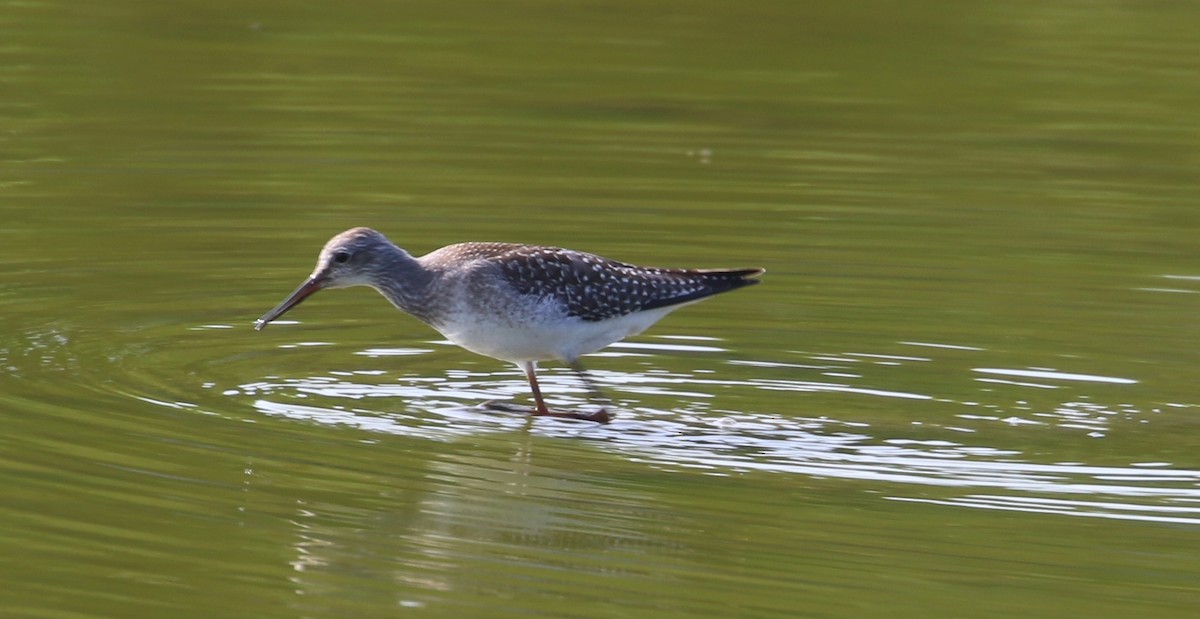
[433,305,682,364]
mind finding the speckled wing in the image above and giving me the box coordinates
[493,246,762,322]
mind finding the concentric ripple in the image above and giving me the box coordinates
[6,310,1196,527]
[187,332,1200,526]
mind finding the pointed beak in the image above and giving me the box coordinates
[254,277,324,331]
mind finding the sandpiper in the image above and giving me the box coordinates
[255,227,763,423]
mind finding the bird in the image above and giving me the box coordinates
[254,227,763,423]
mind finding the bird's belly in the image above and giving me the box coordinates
[435,308,675,364]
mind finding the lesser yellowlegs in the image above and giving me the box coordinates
[255,227,763,423]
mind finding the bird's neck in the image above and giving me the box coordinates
[367,246,439,321]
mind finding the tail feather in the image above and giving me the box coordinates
[640,267,764,311]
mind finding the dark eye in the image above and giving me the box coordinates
[332,251,351,264]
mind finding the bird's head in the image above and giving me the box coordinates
[253,227,399,330]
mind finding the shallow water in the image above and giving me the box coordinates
[4,0,1200,617]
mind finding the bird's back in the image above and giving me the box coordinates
[431,242,762,322]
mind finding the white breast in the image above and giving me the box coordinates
[434,305,680,364]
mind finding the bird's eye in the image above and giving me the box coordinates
[333,251,351,264]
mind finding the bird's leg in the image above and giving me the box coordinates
[567,360,610,404]
[567,360,612,424]
[520,361,552,416]
[518,361,610,423]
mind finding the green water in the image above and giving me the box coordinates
[4,0,1200,617]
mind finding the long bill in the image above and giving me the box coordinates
[254,278,323,331]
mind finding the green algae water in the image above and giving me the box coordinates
[3,1,1200,617]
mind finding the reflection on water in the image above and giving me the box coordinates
[974,367,1138,385]
[275,437,723,616]
[222,334,1200,527]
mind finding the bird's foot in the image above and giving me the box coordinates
[532,407,610,424]
[476,400,611,423]
[545,407,610,424]
[477,400,536,415]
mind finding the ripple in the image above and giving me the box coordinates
[974,367,1138,385]
[889,495,1200,525]
[899,341,985,351]
[220,346,1200,526]
[356,347,436,357]
[9,315,1196,528]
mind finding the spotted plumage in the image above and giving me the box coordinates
[255,227,764,423]
[486,244,760,321]
[421,241,760,322]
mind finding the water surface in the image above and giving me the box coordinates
[3,0,1200,617]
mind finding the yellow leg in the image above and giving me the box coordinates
[519,361,610,423]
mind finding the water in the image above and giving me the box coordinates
[3,0,1200,617]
